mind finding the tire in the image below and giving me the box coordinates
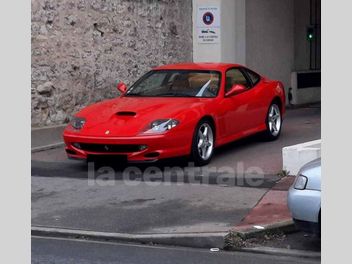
[191,119,215,166]
[263,102,282,141]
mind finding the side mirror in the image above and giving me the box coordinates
[116,81,127,94]
[225,84,247,97]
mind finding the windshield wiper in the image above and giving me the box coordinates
[157,92,194,97]
[125,93,145,96]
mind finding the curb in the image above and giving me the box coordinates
[231,219,296,239]
[31,226,227,249]
[236,246,321,260]
[32,226,320,258]
[31,124,67,131]
[226,221,321,259]
[31,142,65,153]
[31,124,66,150]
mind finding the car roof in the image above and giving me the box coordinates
[153,62,244,71]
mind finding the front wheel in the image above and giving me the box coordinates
[263,103,282,141]
[191,120,215,166]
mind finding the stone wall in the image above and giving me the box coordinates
[31,0,193,127]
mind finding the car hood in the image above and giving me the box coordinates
[75,96,207,137]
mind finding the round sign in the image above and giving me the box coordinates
[202,12,214,26]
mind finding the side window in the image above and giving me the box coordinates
[225,68,251,92]
[245,69,261,86]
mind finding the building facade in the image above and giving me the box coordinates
[32,0,320,127]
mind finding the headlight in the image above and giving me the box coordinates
[294,174,308,190]
[70,116,86,130]
[144,119,179,134]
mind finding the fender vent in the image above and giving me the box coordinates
[116,111,136,116]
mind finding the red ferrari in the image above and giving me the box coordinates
[63,63,285,166]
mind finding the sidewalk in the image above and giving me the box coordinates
[231,176,295,237]
[32,174,268,236]
[32,166,296,248]
[31,125,65,152]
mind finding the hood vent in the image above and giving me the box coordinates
[116,111,136,116]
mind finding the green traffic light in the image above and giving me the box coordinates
[307,27,315,41]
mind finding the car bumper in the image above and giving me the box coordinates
[63,131,191,162]
[287,187,321,233]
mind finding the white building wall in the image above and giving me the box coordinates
[192,0,246,64]
[192,0,317,105]
[246,0,295,97]
[220,0,246,64]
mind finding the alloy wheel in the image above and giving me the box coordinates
[268,104,281,137]
[197,123,214,160]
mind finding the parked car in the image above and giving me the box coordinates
[288,158,321,233]
[63,63,285,166]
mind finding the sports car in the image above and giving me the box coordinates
[63,63,285,166]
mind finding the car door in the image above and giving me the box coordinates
[241,68,268,128]
[221,68,255,137]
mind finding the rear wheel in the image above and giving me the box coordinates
[191,120,215,166]
[263,103,282,141]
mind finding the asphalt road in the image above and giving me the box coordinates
[31,106,321,259]
[32,236,319,264]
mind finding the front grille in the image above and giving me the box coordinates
[76,143,146,153]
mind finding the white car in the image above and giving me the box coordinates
[287,158,321,234]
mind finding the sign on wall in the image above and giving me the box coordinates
[196,6,221,44]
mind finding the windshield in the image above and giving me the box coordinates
[125,70,221,98]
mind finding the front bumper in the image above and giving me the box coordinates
[63,131,191,162]
[287,187,321,232]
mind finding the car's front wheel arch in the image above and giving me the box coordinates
[200,115,216,138]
